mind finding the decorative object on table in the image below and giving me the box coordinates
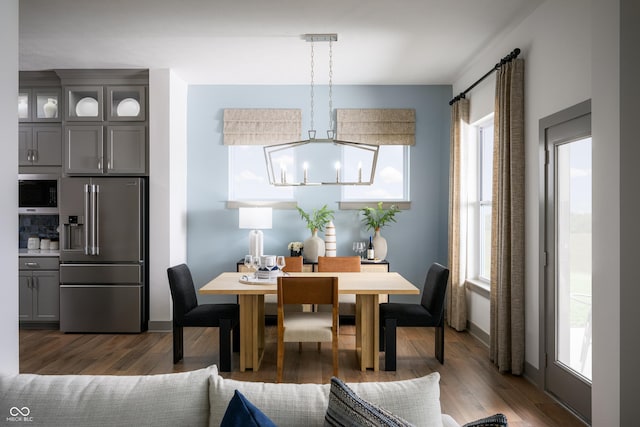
[239,207,272,258]
[255,255,281,279]
[367,236,375,260]
[352,241,366,259]
[297,205,335,262]
[360,202,401,261]
[287,241,303,257]
[324,220,336,257]
[43,98,58,118]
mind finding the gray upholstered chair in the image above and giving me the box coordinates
[167,263,239,371]
[379,263,449,370]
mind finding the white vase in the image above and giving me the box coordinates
[372,229,387,260]
[43,98,58,118]
[18,99,28,118]
[324,221,336,257]
[303,229,325,262]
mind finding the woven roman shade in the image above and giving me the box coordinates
[223,109,302,145]
[336,109,415,145]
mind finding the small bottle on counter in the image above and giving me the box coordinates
[367,236,375,260]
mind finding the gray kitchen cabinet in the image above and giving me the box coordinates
[19,125,62,166]
[107,86,146,122]
[19,87,62,123]
[64,125,146,175]
[106,125,146,174]
[64,86,104,122]
[19,257,60,323]
[63,125,104,174]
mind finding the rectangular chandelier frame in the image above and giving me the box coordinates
[264,139,379,186]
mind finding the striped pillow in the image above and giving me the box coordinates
[325,377,415,427]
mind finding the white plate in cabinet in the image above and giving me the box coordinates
[65,86,104,121]
[107,86,146,121]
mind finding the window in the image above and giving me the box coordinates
[229,146,293,201]
[477,121,493,281]
[342,145,409,201]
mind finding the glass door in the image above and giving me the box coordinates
[542,101,591,424]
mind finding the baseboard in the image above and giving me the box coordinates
[466,320,490,347]
[523,360,542,388]
[148,320,172,332]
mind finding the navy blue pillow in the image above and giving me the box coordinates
[220,390,277,427]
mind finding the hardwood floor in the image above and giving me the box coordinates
[19,325,585,426]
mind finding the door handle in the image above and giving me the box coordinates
[94,184,100,255]
[84,184,90,255]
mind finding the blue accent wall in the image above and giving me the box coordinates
[187,85,451,303]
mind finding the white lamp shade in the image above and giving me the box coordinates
[238,207,272,230]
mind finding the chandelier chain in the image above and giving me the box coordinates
[310,40,315,132]
[328,39,333,134]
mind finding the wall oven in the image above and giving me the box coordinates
[18,174,59,214]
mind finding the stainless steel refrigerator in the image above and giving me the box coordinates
[59,177,147,333]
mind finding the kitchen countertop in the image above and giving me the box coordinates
[19,249,60,257]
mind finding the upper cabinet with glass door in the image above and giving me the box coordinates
[18,88,62,123]
[107,86,146,121]
[65,86,104,121]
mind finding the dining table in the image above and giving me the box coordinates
[199,271,420,372]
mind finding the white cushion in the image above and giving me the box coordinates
[208,371,443,427]
[209,375,331,427]
[347,372,443,427]
[284,312,333,342]
[0,365,216,427]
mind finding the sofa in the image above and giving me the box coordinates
[0,365,501,427]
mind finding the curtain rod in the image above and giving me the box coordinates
[448,48,521,105]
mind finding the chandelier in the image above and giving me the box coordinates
[264,34,379,186]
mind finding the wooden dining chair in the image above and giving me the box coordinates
[283,256,303,272]
[317,256,360,320]
[265,256,304,323]
[277,276,339,383]
[317,256,361,273]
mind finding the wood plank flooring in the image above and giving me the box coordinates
[19,325,585,426]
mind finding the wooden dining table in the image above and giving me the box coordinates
[199,271,419,372]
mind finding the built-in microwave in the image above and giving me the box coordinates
[18,174,59,214]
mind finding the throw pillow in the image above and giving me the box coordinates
[462,413,508,427]
[325,377,415,427]
[220,390,277,427]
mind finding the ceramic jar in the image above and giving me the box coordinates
[372,229,388,261]
[303,229,325,262]
[43,98,58,118]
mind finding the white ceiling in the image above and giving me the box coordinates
[19,0,543,85]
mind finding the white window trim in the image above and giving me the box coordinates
[468,114,494,289]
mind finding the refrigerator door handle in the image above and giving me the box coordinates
[94,184,100,255]
[84,184,90,255]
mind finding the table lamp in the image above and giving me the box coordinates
[238,207,272,258]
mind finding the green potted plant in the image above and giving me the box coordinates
[360,202,401,260]
[297,205,335,261]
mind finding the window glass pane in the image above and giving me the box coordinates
[479,204,492,280]
[342,145,407,200]
[229,146,294,200]
[556,137,592,381]
[480,124,494,201]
